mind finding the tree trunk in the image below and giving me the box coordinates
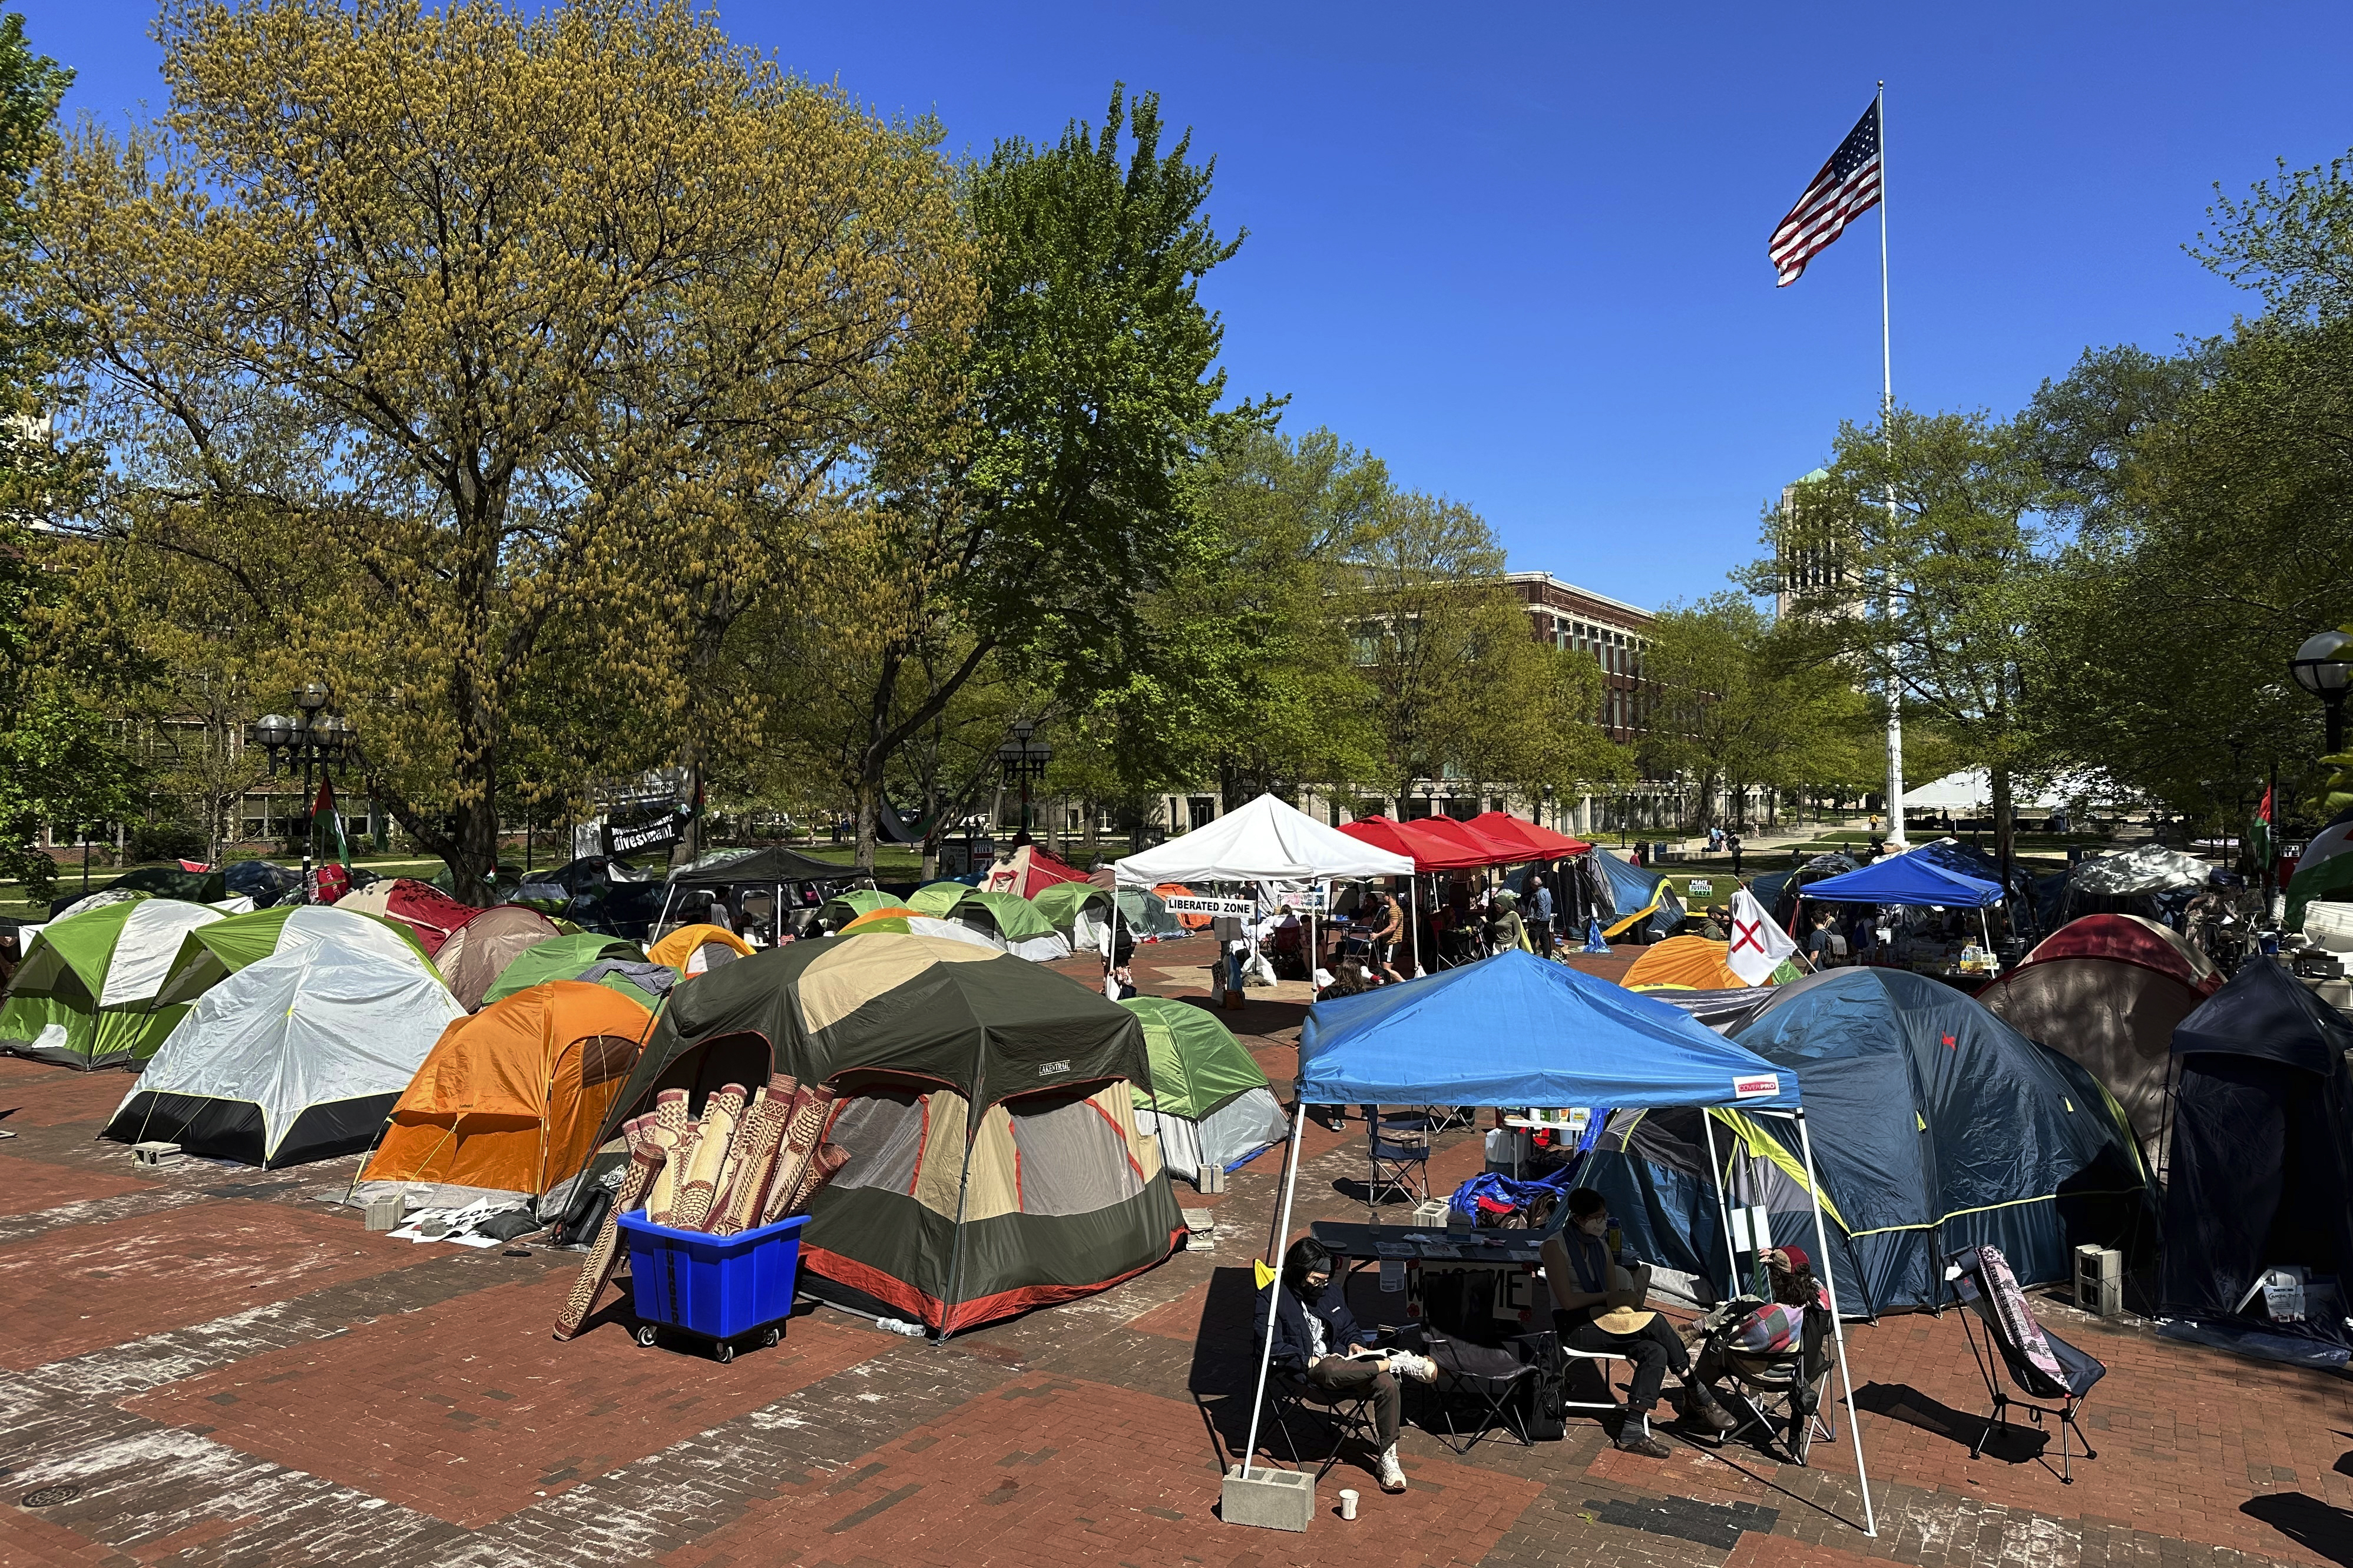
[1993,762,2015,913]
[853,774,879,877]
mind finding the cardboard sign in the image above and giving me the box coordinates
[1688,879,1715,896]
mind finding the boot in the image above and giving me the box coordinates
[1377,1444,1408,1493]
[1614,1411,1671,1458]
[1680,1385,1737,1436]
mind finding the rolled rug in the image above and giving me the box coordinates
[782,1139,850,1217]
[758,1083,838,1226]
[667,1083,746,1232]
[552,1117,664,1341]
[647,1089,696,1225]
[713,1075,796,1236]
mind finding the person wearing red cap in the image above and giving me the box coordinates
[1692,1245,1830,1397]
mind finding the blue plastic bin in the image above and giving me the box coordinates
[616,1211,808,1350]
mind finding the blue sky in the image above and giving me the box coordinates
[28,0,2353,610]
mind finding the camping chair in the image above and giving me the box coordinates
[1260,1366,1383,1481]
[1693,1297,1836,1466]
[1362,1105,1430,1206]
[1266,922,1306,980]
[1419,1330,1537,1453]
[1945,1244,2106,1484]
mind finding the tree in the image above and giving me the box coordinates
[1753,408,2048,886]
[44,0,973,902]
[813,84,1267,872]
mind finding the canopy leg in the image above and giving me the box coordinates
[1239,1098,1309,1482]
[1799,1110,1876,1536]
[1701,1110,1742,1302]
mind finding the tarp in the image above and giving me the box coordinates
[480,931,647,1009]
[1799,854,2003,908]
[1116,793,1414,887]
[1980,914,2219,1165]
[2160,959,2353,1335]
[602,935,1184,1336]
[104,934,462,1166]
[664,846,858,888]
[2067,844,2212,897]
[153,904,434,1009]
[1298,949,1800,1109]
[1722,967,2153,1311]
[0,899,227,1069]
[1468,811,1590,859]
[361,980,653,1201]
[1336,816,1485,871]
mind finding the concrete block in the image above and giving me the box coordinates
[1222,1463,1313,1532]
[1197,1161,1227,1194]
[363,1194,406,1232]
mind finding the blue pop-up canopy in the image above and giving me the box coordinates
[1798,853,2003,908]
[1296,949,1801,1109]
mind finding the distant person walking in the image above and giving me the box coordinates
[1727,833,1743,878]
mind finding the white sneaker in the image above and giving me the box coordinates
[1390,1352,1439,1384]
[1377,1445,1408,1493]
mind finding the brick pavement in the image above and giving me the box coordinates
[0,930,2347,1567]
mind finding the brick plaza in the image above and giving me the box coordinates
[1,936,2347,1568]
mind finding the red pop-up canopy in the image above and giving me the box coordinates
[1336,815,1485,871]
[1470,811,1590,860]
[1411,816,1531,867]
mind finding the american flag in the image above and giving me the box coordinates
[1769,100,1882,287]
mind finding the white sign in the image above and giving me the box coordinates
[1732,1072,1782,1101]
[1160,894,1257,919]
[1688,879,1715,896]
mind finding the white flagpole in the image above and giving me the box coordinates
[1878,80,1907,849]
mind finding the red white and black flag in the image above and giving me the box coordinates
[1769,98,1882,286]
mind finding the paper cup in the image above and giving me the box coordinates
[1339,1488,1359,1520]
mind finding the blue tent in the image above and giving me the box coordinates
[1298,949,1798,1110]
[1798,854,2003,908]
[1596,853,1686,942]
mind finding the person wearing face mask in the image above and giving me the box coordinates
[1539,1188,1734,1456]
[1256,1238,1438,1493]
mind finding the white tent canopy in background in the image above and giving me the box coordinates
[1112,793,1415,887]
[1900,770,2096,813]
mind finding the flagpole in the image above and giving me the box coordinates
[1877,79,1907,849]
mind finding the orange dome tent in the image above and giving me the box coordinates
[361,981,653,1201]
[648,921,756,977]
[1621,935,1796,992]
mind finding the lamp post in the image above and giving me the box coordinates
[247,683,356,896]
[994,720,1053,835]
[2291,630,2353,754]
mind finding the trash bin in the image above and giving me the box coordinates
[617,1210,809,1361]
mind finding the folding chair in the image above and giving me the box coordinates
[1362,1105,1429,1205]
[1411,1331,1531,1453]
[1945,1244,2106,1484]
[1260,1366,1381,1481]
[1696,1300,1836,1465]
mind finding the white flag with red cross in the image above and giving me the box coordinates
[1726,887,1799,987]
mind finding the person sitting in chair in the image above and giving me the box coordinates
[1256,1238,1438,1494]
[1540,1188,1735,1456]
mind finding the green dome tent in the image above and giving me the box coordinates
[818,888,910,930]
[905,881,974,917]
[1118,996,1288,1185]
[481,931,648,1008]
[1,899,228,1069]
[151,904,435,1009]
[1032,883,1118,954]
[904,886,1070,962]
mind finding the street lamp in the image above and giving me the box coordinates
[2291,630,2353,754]
[247,684,357,893]
[994,719,1053,834]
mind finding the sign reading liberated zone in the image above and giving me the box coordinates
[1160,894,1258,919]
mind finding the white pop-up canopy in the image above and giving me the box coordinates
[1113,793,1414,887]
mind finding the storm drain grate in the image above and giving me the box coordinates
[21,1484,80,1508]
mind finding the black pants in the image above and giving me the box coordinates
[1305,1356,1402,1448]
[1559,1314,1695,1417]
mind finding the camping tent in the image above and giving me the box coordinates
[1118,996,1288,1184]
[819,889,911,929]
[433,904,562,1011]
[480,931,648,1009]
[1116,793,1415,887]
[359,980,653,1206]
[940,889,1070,962]
[103,934,462,1166]
[1723,967,2146,1311]
[0,899,227,1069]
[151,904,433,1010]
[1032,882,1117,952]
[1621,936,1797,992]
[1278,949,1878,1531]
[647,922,756,977]
[1643,986,1781,1036]
[2286,824,2353,931]
[336,878,482,956]
[838,907,1001,952]
[1979,914,2219,1166]
[1596,853,1685,943]
[1113,887,1187,942]
[2159,959,2353,1345]
[905,881,975,917]
[982,843,1093,899]
[598,936,1185,1337]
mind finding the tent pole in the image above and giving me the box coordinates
[1410,872,1422,977]
[1700,1110,1742,1301]
[1239,1096,1309,1483]
[1798,1109,1877,1536]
